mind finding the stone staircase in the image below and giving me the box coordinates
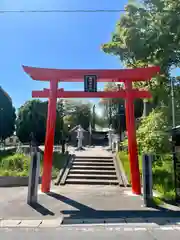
[64,156,121,185]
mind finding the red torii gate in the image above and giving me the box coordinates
[23,65,160,195]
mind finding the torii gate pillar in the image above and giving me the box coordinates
[125,80,141,194]
[41,80,58,192]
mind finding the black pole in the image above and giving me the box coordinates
[57,100,65,154]
[109,101,112,127]
[27,135,40,205]
[172,141,178,201]
[171,77,176,128]
[0,108,3,145]
[89,110,92,146]
[117,84,122,141]
[92,105,95,130]
[142,154,153,207]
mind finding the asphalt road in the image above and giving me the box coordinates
[0,225,180,240]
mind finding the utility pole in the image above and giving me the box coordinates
[57,100,65,153]
[116,83,125,141]
[143,99,148,117]
[109,101,112,127]
[0,108,3,147]
[171,77,176,128]
[92,105,95,130]
[89,104,95,146]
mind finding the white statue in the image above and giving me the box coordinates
[76,125,84,150]
[108,125,113,150]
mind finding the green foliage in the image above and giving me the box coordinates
[118,151,175,200]
[16,100,62,144]
[16,100,47,144]
[0,153,31,176]
[0,87,16,141]
[152,155,175,200]
[137,108,170,154]
[99,83,144,131]
[0,151,68,178]
[101,0,180,107]
[152,196,164,206]
[63,100,91,130]
[16,99,93,144]
[102,0,180,70]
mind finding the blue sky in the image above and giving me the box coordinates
[0,0,127,110]
[0,0,179,111]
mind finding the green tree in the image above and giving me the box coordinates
[0,87,16,141]
[16,100,62,144]
[63,100,91,130]
[16,100,47,144]
[101,0,180,108]
[100,0,180,156]
[99,83,143,132]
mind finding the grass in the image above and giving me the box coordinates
[152,196,164,206]
[0,152,31,176]
[118,151,175,202]
[118,151,142,183]
[152,156,176,201]
[51,152,69,178]
[0,151,69,178]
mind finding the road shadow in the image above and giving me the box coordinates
[47,192,180,225]
[28,202,55,216]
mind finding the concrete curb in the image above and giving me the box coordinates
[54,154,72,185]
[0,217,180,228]
[113,154,124,187]
[60,154,75,185]
[116,154,130,187]
[0,217,63,228]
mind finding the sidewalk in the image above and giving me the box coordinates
[0,184,180,228]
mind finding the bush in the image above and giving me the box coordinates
[152,154,175,200]
[0,153,31,176]
[0,151,69,178]
[137,108,170,154]
[118,151,175,200]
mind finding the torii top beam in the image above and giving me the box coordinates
[22,65,160,82]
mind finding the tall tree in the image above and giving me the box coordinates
[0,87,16,141]
[101,0,180,110]
[16,100,47,144]
[16,100,62,144]
[63,100,92,130]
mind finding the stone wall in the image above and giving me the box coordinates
[0,176,41,187]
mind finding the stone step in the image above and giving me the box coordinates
[72,161,114,166]
[74,158,113,162]
[71,165,115,170]
[67,174,117,180]
[65,178,119,185]
[74,156,113,160]
[69,169,116,175]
